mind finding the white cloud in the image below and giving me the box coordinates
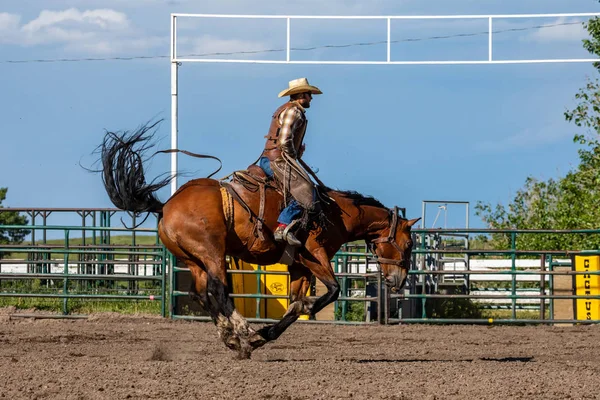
[9,3,589,59]
[0,12,21,31]
[525,17,588,43]
[21,8,129,33]
[0,8,166,54]
[0,7,278,56]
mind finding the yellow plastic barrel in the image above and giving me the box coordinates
[231,259,308,319]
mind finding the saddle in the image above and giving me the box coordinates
[220,164,280,243]
[231,165,270,192]
[246,164,267,181]
[218,162,328,265]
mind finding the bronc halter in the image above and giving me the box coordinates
[368,206,411,267]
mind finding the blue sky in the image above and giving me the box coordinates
[2,0,600,230]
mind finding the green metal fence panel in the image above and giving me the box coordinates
[0,220,167,317]
[3,208,600,325]
[169,248,384,324]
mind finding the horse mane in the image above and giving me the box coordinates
[322,186,388,210]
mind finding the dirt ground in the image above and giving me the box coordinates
[1,309,599,400]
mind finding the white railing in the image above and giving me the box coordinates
[171,12,600,65]
[169,12,600,194]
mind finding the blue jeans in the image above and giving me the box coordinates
[259,157,304,225]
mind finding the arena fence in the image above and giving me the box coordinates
[169,247,384,324]
[2,208,600,325]
[397,228,600,325]
[0,208,167,316]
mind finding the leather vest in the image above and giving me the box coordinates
[261,101,307,161]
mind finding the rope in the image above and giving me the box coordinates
[220,186,234,231]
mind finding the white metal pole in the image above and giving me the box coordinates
[171,15,178,196]
[387,18,391,63]
[287,18,291,62]
[488,17,493,62]
[466,202,470,229]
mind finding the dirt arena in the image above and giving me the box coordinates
[0,309,599,400]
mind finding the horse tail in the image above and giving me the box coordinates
[100,119,170,215]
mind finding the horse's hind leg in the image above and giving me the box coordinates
[183,260,240,352]
[160,187,257,358]
[204,255,261,359]
[186,261,209,307]
[178,234,257,358]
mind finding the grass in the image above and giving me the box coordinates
[0,297,163,315]
[1,235,167,316]
[3,235,163,261]
[481,309,549,320]
[21,234,160,246]
[0,277,166,315]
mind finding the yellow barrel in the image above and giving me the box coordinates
[229,259,259,317]
[230,259,310,320]
[262,264,290,319]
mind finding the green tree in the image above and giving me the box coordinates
[475,16,600,251]
[0,187,30,259]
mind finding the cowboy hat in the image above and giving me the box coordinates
[278,77,323,98]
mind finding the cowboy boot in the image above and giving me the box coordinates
[274,224,302,247]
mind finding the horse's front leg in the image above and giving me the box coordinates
[252,246,340,349]
[296,246,340,316]
[251,263,312,347]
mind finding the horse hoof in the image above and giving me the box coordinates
[248,333,267,349]
[225,336,241,352]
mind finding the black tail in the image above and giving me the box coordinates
[100,120,170,215]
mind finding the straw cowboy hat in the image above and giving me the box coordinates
[278,77,323,98]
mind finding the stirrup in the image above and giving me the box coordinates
[273,220,301,247]
[283,231,301,247]
[282,220,301,247]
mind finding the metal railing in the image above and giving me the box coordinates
[169,249,384,325]
[2,209,600,325]
[0,224,167,316]
[391,228,600,325]
[171,12,600,65]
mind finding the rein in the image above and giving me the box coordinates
[154,149,223,179]
[369,206,406,267]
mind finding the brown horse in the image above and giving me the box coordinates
[99,122,420,359]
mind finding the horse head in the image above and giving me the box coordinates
[369,206,420,293]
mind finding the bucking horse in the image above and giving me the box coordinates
[98,120,420,359]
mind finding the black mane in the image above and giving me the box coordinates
[323,187,387,209]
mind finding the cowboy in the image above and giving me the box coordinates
[258,77,322,247]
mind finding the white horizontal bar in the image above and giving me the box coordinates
[172,12,600,20]
[174,58,600,65]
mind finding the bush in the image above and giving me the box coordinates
[426,297,483,319]
[335,301,365,322]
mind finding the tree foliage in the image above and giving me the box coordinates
[475,16,600,251]
[0,187,30,259]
